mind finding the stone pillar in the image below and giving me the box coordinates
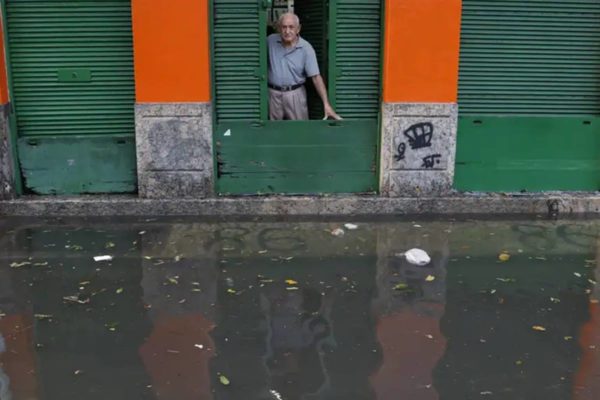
[380,103,457,197]
[0,104,15,199]
[135,103,214,198]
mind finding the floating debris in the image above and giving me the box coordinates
[393,283,410,291]
[344,223,358,230]
[532,325,547,332]
[34,314,54,321]
[93,255,113,262]
[63,295,90,305]
[331,228,345,237]
[219,374,230,386]
[498,252,510,262]
[402,248,431,266]
[10,261,32,268]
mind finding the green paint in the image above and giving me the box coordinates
[454,116,600,192]
[4,0,136,194]
[211,0,382,195]
[215,120,378,195]
[57,68,92,83]
[17,135,137,195]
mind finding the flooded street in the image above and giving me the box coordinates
[0,217,599,400]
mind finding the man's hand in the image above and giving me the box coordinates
[311,75,343,120]
[324,103,342,120]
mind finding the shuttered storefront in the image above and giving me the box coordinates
[212,0,381,195]
[4,0,136,194]
[455,0,600,191]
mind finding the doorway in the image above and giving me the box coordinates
[211,0,382,195]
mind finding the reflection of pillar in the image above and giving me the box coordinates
[572,239,600,400]
[0,316,38,400]
[139,223,218,400]
[0,231,38,400]
[370,223,448,400]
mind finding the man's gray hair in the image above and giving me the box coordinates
[277,12,300,28]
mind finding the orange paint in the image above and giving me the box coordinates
[382,0,462,103]
[0,16,9,105]
[131,0,210,103]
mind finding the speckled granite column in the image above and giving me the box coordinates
[135,103,213,198]
[380,103,458,197]
[0,104,15,199]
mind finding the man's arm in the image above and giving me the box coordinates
[311,75,342,120]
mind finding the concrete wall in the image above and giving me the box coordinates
[135,103,213,198]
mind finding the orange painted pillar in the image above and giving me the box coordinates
[0,15,9,105]
[131,0,211,103]
[379,0,462,197]
[382,0,462,103]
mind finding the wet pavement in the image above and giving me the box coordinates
[0,216,599,400]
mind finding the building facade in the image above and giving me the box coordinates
[0,0,597,199]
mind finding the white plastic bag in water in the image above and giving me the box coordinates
[403,248,431,266]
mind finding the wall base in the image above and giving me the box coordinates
[0,104,15,199]
[135,103,213,198]
[380,103,457,197]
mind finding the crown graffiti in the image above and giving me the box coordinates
[403,122,433,150]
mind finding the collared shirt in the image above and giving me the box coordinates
[267,34,320,87]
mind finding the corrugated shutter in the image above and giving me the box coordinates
[5,0,135,136]
[213,0,265,121]
[459,0,600,115]
[330,0,381,119]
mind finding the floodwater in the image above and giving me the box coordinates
[0,216,599,400]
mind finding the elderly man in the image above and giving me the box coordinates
[268,12,341,120]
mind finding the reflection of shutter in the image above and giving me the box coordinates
[330,0,381,119]
[213,0,266,121]
[6,0,135,137]
[459,0,600,115]
[295,0,327,119]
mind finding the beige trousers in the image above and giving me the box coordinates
[268,86,309,120]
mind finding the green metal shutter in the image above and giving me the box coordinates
[459,0,600,115]
[455,0,600,192]
[213,0,266,121]
[4,0,136,194]
[329,0,381,119]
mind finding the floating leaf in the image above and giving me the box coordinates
[227,288,237,294]
[219,375,230,386]
[34,314,54,320]
[285,279,298,285]
[105,322,119,331]
[550,297,561,303]
[532,325,546,332]
[393,283,410,291]
[10,261,31,268]
[496,277,516,283]
[105,242,115,249]
[574,272,582,278]
[425,275,436,282]
[498,253,510,262]
[167,276,179,285]
[116,288,124,294]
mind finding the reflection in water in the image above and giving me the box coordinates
[0,218,598,399]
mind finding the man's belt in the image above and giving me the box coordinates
[268,83,304,92]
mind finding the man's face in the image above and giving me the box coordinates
[279,16,300,45]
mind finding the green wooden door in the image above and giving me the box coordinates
[455,0,600,191]
[3,0,136,194]
[212,0,381,195]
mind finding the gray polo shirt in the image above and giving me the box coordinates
[267,34,320,87]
